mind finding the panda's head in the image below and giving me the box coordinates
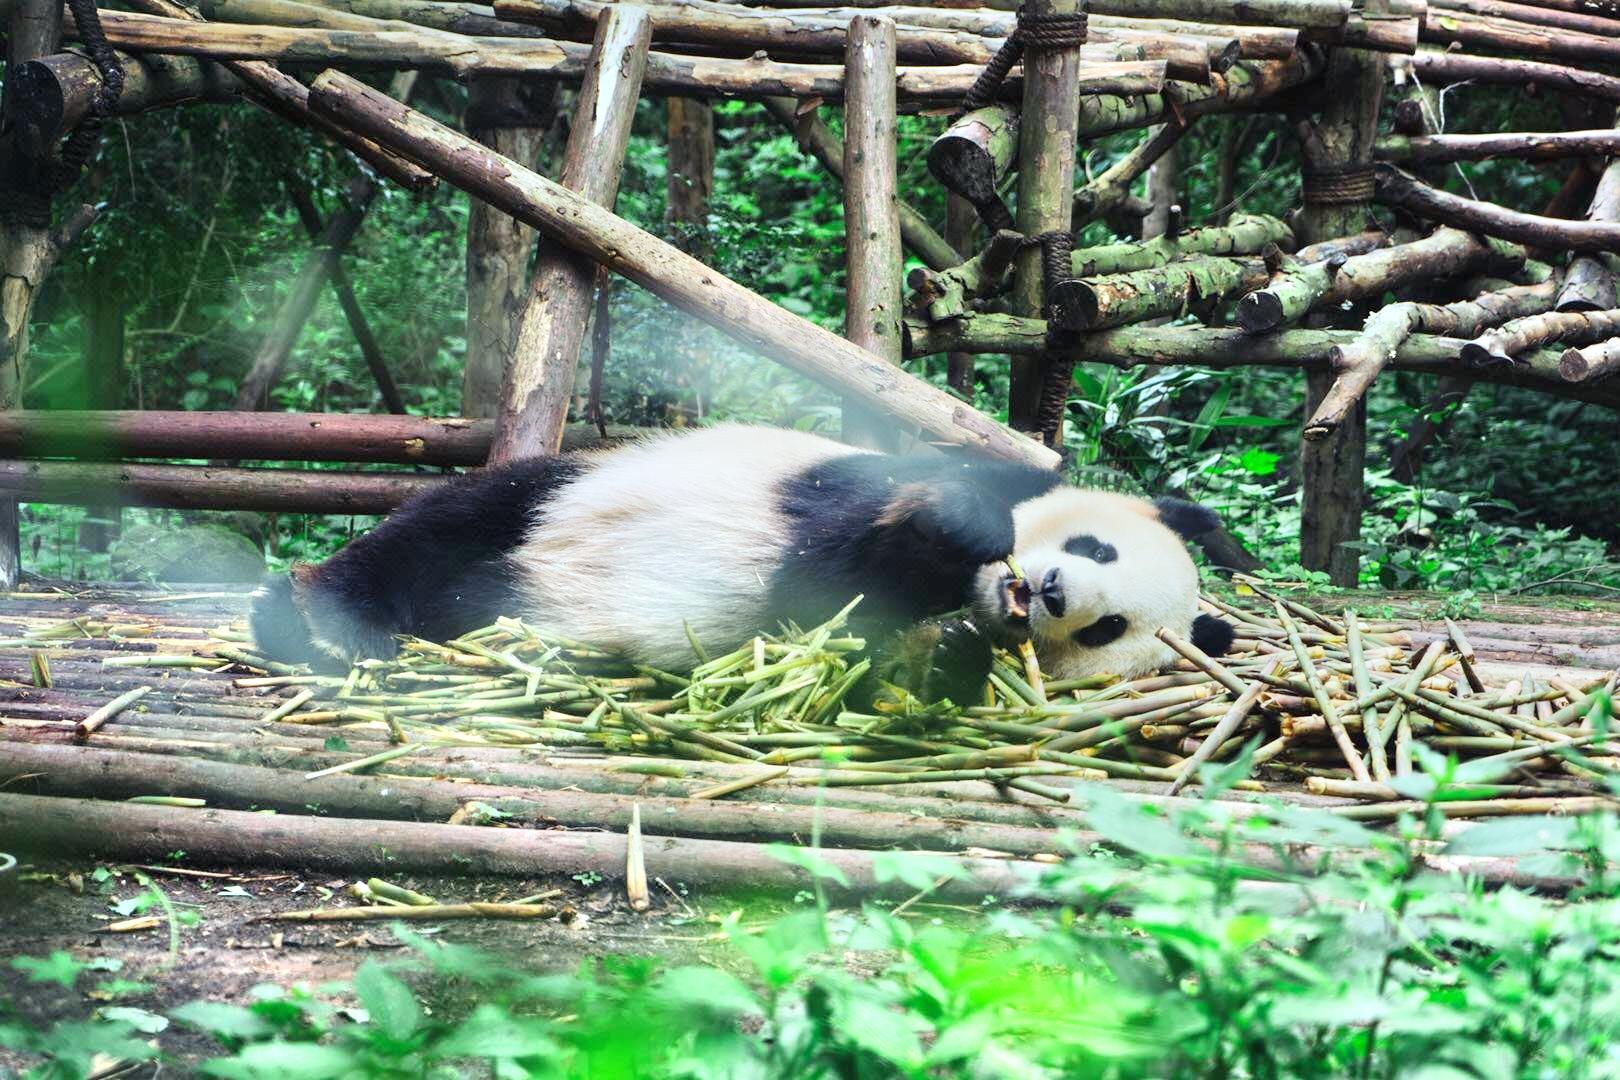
[970,490,1235,680]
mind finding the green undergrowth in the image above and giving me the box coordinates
[8,749,1620,1079]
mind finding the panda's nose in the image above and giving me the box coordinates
[1039,567,1066,617]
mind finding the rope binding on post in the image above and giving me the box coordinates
[1302,164,1377,206]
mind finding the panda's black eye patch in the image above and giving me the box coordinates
[1063,535,1117,563]
[1073,615,1128,648]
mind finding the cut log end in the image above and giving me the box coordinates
[1237,292,1287,335]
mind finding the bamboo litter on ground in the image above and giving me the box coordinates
[72,583,1617,822]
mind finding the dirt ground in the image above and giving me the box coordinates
[1,854,790,1073]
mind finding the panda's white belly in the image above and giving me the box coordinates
[506,425,858,670]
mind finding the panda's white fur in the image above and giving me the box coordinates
[972,489,1196,679]
[508,425,860,669]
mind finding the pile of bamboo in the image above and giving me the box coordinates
[46,587,1605,823]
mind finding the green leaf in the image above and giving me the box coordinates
[1443,815,1578,857]
[170,1001,276,1041]
[352,961,420,1041]
[100,1006,169,1034]
[649,967,761,1022]
[201,1042,357,1080]
[869,851,965,891]
[766,844,850,886]
[836,996,924,1067]
[11,952,92,988]
[430,1005,559,1061]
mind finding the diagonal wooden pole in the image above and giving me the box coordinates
[305,71,1058,468]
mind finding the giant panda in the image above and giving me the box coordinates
[250,424,1234,700]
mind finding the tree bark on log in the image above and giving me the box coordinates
[1559,129,1620,314]
[1460,309,1620,368]
[1048,256,1273,332]
[0,461,445,514]
[287,182,408,414]
[463,77,552,419]
[1075,56,1317,140]
[1559,338,1620,383]
[1375,129,1620,165]
[0,791,1039,904]
[0,0,66,589]
[711,0,1354,29]
[1407,50,1620,104]
[306,74,1058,467]
[10,51,242,155]
[762,96,958,271]
[904,228,1022,322]
[1430,0,1620,37]
[116,0,434,190]
[839,14,903,451]
[232,172,382,412]
[666,96,714,261]
[1008,0,1084,440]
[1069,214,1292,277]
[489,6,651,463]
[1238,228,1522,335]
[56,7,1165,103]
[927,105,1017,227]
[1376,165,1620,255]
[1419,10,1620,71]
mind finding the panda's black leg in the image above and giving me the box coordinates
[862,616,995,709]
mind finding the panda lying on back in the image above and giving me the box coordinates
[251,425,1234,698]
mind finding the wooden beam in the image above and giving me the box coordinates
[489,6,650,462]
[1376,165,1620,255]
[306,69,1059,468]
[0,461,443,514]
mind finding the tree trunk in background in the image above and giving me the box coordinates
[666,97,714,261]
[1143,135,1180,241]
[0,0,65,587]
[945,192,978,400]
[78,291,124,552]
[1295,48,1383,588]
[462,77,553,419]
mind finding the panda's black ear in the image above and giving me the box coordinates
[1191,613,1236,657]
[1153,496,1222,540]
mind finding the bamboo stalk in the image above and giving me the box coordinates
[75,685,152,742]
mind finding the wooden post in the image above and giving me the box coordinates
[287,182,406,413]
[1295,48,1383,587]
[0,0,64,588]
[307,71,1060,468]
[489,5,653,463]
[945,193,979,400]
[463,77,552,419]
[1009,0,1085,437]
[666,97,714,262]
[841,14,902,450]
[78,291,124,552]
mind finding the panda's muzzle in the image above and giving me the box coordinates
[1038,567,1066,618]
[1000,573,1032,628]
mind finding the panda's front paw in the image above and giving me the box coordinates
[912,483,1017,568]
[877,617,993,707]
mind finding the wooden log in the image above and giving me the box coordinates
[1420,10,1620,71]
[0,791,1037,903]
[0,742,1074,859]
[493,0,1213,78]
[927,105,1017,225]
[1430,0,1620,36]
[60,8,1165,103]
[232,171,382,411]
[1375,129,1620,165]
[1306,11,1420,52]
[9,51,242,156]
[298,0,552,37]
[463,78,553,419]
[0,410,501,463]
[1408,50,1620,104]
[1559,338,1620,383]
[0,461,444,514]
[1559,129,1620,313]
[490,6,651,463]
[0,0,66,590]
[716,0,1355,29]
[761,96,958,271]
[286,182,407,414]
[1068,214,1292,277]
[116,0,434,190]
[1048,256,1273,332]
[1377,165,1620,256]
[1461,309,1620,367]
[1008,0,1084,440]
[904,228,1023,322]
[307,72,1058,467]
[1238,228,1521,335]
[1075,56,1318,140]
[839,14,902,451]
[1303,304,1419,440]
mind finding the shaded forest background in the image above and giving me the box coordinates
[15,80,1620,602]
